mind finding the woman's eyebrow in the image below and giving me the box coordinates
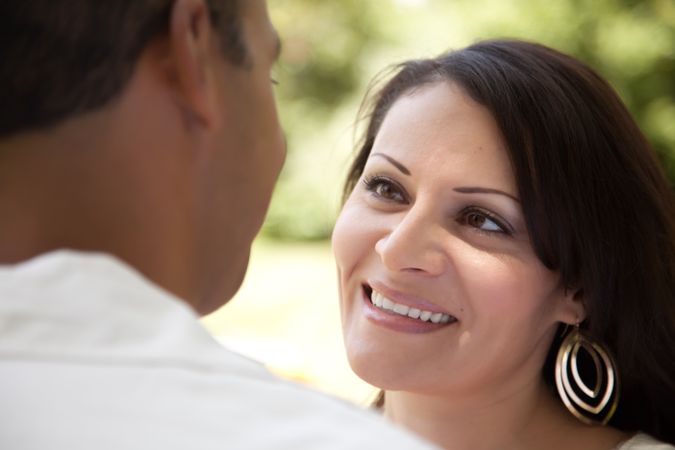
[453,186,520,203]
[369,153,411,176]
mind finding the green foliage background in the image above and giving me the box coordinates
[263,0,675,241]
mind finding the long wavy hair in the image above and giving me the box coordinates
[344,39,675,443]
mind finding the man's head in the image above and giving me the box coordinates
[1,0,247,137]
[0,0,285,314]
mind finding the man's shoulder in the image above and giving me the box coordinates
[157,348,436,449]
[1,344,435,449]
[0,251,435,449]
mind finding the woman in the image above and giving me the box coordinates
[332,39,675,450]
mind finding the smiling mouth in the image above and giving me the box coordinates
[364,285,457,325]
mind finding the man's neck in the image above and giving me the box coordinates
[0,117,196,307]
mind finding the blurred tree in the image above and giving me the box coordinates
[263,0,392,240]
[265,0,675,241]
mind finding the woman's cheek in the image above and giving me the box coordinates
[332,202,370,274]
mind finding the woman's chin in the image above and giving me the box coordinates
[346,352,427,392]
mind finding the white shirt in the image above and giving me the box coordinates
[0,251,435,450]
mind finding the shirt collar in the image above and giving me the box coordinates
[0,250,263,375]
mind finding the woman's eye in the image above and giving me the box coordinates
[362,176,406,202]
[466,212,501,231]
[373,182,399,199]
[460,208,511,236]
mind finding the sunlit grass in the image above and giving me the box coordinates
[201,238,376,406]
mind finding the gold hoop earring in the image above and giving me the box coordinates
[554,324,619,425]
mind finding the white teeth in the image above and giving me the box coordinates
[369,289,454,325]
[393,304,410,315]
[382,297,395,311]
[373,292,384,307]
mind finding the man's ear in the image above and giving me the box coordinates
[557,287,587,325]
[168,0,219,129]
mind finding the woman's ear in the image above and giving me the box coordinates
[558,287,587,325]
[167,0,219,130]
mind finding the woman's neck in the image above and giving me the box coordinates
[383,381,626,450]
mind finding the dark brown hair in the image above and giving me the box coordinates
[0,0,244,138]
[346,39,675,443]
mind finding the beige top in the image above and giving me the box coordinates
[617,434,675,450]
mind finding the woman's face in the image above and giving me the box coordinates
[332,82,582,398]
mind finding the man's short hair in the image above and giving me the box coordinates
[0,0,244,138]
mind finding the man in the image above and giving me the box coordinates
[0,1,434,448]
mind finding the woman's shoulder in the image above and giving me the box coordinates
[616,434,675,450]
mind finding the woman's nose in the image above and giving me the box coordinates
[375,208,447,276]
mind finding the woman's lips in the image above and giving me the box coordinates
[370,288,455,323]
[361,284,457,334]
[367,281,455,315]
